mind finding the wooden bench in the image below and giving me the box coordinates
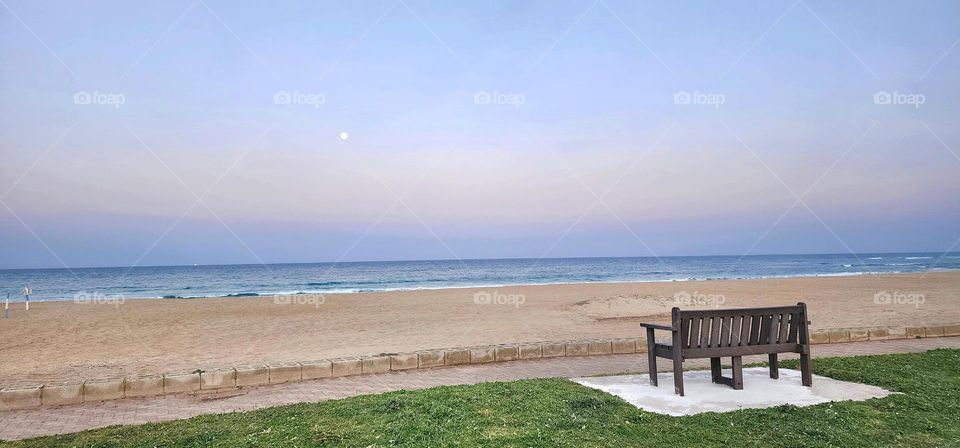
[640,303,812,396]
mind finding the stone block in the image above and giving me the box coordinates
[541,343,565,357]
[494,346,519,361]
[301,360,332,380]
[906,327,925,338]
[164,372,200,394]
[828,330,850,344]
[83,379,124,402]
[418,350,445,368]
[519,344,542,359]
[470,347,495,363]
[849,329,869,342]
[0,386,41,411]
[943,324,960,337]
[390,354,419,370]
[612,339,637,354]
[42,383,83,407]
[809,330,830,344]
[636,338,649,353]
[235,365,269,387]
[868,328,891,340]
[588,341,612,355]
[331,358,362,377]
[565,342,589,356]
[887,327,908,339]
[361,357,390,374]
[125,375,164,397]
[269,363,302,384]
[200,369,236,390]
[444,349,471,366]
[924,326,945,337]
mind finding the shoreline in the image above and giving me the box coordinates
[1,271,957,387]
[17,268,960,302]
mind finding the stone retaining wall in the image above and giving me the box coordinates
[1,324,958,411]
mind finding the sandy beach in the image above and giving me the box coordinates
[1,271,957,388]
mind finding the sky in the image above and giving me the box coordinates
[1,0,959,269]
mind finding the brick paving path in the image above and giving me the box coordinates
[1,337,957,441]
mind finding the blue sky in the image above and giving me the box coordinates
[1,0,959,268]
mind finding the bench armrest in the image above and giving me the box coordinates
[639,323,673,331]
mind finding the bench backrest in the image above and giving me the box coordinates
[672,303,809,350]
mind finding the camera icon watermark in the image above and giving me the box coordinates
[73,291,126,308]
[274,293,325,308]
[673,90,725,108]
[473,91,526,109]
[473,290,525,308]
[674,291,726,307]
[73,90,126,109]
[273,90,325,108]
[873,90,924,109]
[873,291,924,308]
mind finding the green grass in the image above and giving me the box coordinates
[5,349,960,447]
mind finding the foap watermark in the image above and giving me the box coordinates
[473,290,525,308]
[874,291,925,308]
[473,90,525,108]
[674,291,726,307]
[274,293,325,308]
[73,90,126,109]
[73,291,126,308]
[673,90,725,108]
[273,90,325,108]
[873,90,925,109]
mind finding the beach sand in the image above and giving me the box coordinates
[0,271,957,387]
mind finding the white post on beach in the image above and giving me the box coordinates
[23,287,30,311]
[4,293,8,319]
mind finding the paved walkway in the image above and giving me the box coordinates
[1,337,957,441]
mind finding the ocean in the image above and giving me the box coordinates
[1,252,957,301]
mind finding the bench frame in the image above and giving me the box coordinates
[640,302,812,396]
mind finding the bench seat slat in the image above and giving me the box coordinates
[777,313,790,344]
[738,315,751,346]
[710,316,722,347]
[730,315,743,346]
[788,312,801,343]
[690,317,701,349]
[699,317,711,348]
[719,315,731,347]
[760,314,772,344]
[749,314,761,345]
[769,314,777,343]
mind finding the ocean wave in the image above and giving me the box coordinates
[905,257,932,260]
[139,271,916,297]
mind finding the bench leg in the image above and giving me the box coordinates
[673,356,684,396]
[800,353,812,387]
[731,356,744,390]
[710,357,722,384]
[646,328,658,386]
[768,353,779,379]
